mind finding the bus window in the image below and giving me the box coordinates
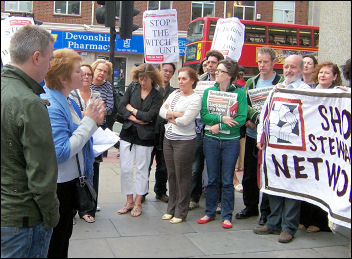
[244,25,266,43]
[208,20,217,41]
[187,20,205,42]
[268,27,297,46]
[299,29,312,47]
[314,30,319,48]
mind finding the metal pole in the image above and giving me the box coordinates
[109,26,116,85]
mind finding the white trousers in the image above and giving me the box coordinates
[119,140,153,195]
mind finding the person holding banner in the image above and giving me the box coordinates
[302,55,318,88]
[299,61,342,233]
[197,58,247,229]
[236,47,284,225]
[117,64,163,217]
[159,67,201,223]
[254,54,310,243]
[314,61,342,90]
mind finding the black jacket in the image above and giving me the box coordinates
[118,82,163,142]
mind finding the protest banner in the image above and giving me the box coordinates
[1,17,34,66]
[143,9,179,63]
[211,17,245,61]
[259,88,351,228]
[247,86,274,113]
[205,90,238,134]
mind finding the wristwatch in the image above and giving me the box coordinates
[130,108,135,113]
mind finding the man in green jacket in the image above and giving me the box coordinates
[1,24,59,258]
[235,47,284,225]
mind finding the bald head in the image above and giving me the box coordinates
[283,55,303,84]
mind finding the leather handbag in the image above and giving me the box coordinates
[73,154,97,212]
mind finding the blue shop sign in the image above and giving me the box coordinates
[51,30,186,56]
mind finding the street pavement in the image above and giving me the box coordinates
[68,148,350,258]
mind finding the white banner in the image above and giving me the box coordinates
[211,17,245,61]
[259,88,351,228]
[143,9,179,63]
[1,17,34,66]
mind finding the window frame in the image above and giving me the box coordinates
[4,1,33,13]
[53,1,81,16]
[191,1,215,21]
[147,1,173,10]
[273,1,295,24]
[232,1,256,20]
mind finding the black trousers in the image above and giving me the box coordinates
[190,132,205,203]
[300,201,331,231]
[48,179,76,258]
[149,147,168,196]
[242,136,270,215]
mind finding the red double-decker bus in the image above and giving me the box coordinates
[184,17,319,77]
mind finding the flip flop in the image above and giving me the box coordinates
[131,204,142,217]
[82,215,95,223]
[117,202,135,214]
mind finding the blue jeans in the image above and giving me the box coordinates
[1,223,53,258]
[203,136,240,221]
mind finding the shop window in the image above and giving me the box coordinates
[233,1,255,20]
[4,1,33,13]
[54,1,80,15]
[191,1,215,21]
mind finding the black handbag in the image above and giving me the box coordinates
[73,154,97,212]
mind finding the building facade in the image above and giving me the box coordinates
[2,1,309,87]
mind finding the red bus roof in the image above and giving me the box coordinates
[190,16,319,30]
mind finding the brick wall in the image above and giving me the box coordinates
[1,1,309,28]
[257,1,274,22]
[295,1,308,25]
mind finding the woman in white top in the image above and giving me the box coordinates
[159,67,201,223]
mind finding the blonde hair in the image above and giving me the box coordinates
[45,48,82,91]
[91,59,113,83]
[131,63,163,88]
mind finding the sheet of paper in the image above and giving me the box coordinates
[92,127,119,157]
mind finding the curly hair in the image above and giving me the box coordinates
[131,63,163,88]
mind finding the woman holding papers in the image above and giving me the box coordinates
[117,64,163,217]
[159,67,201,224]
[69,63,103,224]
[41,49,105,257]
[197,58,247,229]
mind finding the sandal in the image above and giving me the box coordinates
[234,183,243,193]
[131,204,142,217]
[117,202,135,215]
[82,215,95,223]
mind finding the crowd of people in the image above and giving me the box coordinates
[1,24,351,257]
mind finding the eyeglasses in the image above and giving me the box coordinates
[82,73,92,77]
[215,69,229,74]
